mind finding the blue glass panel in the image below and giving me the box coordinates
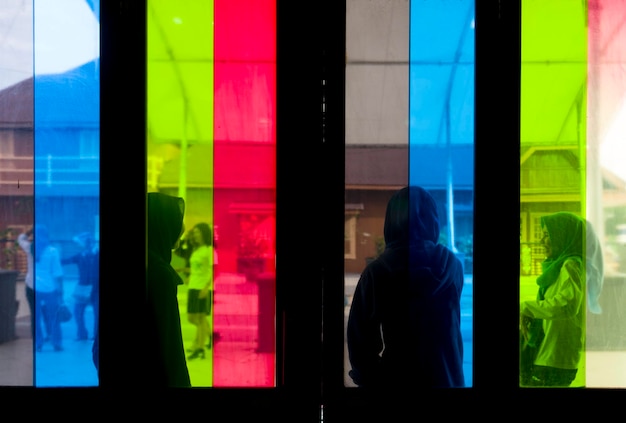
[409,0,475,386]
[33,0,100,387]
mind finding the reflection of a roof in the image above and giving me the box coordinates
[0,78,33,127]
[0,59,99,198]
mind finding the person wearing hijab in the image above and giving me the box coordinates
[347,185,465,388]
[146,192,191,387]
[520,212,587,387]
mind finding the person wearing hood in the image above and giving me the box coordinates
[146,192,191,387]
[520,212,591,387]
[347,185,465,388]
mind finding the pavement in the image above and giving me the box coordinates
[2,273,625,388]
[0,277,98,387]
[0,272,275,387]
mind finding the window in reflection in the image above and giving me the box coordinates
[147,0,276,387]
[520,0,626,388]
[344,0,474,387]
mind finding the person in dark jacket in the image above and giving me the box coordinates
[146,192,191,387]
[347,185,465,388]
[62,232,99,341]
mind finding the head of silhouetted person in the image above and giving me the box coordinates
[383,186,440,250]
[147,192,185,264]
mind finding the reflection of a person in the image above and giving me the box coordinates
[520,212,587,387]
[146,192,191,387]
[32,225,64,352]
[17,228,36,339]
[585,221,604,315]
[185,223,215,359]
[62,233,99,341]
[347,186,465,388]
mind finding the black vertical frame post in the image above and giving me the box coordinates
[100,0,147,396]
[473,0,521,391]
[275,0,329,420]
[319,0,347,416]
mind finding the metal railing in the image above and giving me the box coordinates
[0,155,99,187]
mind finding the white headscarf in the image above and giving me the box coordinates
[586,220,604,314]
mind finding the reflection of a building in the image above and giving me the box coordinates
[520,144,626,351]
[344,144,474,275]
[0,60,100,278]
[520,146,626,276]
[343,0,475,276]
[148,142,276,279]
[0,78,33,275]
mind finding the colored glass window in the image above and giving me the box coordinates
[147,0,276,387]
[520,0,626,388]
[344,0,474,387]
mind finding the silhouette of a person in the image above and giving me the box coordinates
[347,185,465,388]
[146,192,191,387]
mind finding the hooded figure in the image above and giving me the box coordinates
[146,192,191,387]
[347,186,465,388]
[520,212,587,387]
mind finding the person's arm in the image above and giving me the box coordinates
[17,232,30,252]
[50,248,65,297]
[346,269,384,387]
[521,259,584,321]
[199,250,212,298]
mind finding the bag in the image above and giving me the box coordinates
[57,303,72,323]
[73,284,92,303]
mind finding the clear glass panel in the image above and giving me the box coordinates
[33,0,100,387]
[147,0,276,387]
[344,0,474,388]
[0,0,34,387]
[588,0,626,388]
[520,0,626,389]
